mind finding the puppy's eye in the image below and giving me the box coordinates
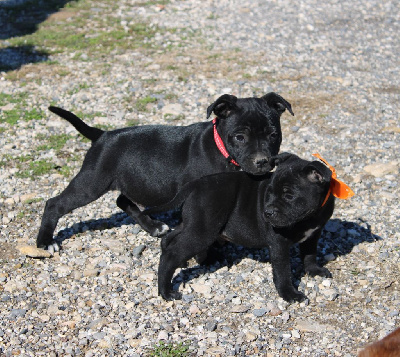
[283,193,294,201]
[282,188,294,201]
[270,132,278,139]
[235,134,246,143]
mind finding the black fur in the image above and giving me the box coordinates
[37,93,293,251]
[146,153,335,303]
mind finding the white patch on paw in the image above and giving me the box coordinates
[47,242,60,256]
[160,224,169,234]
[154,224,169,237]
[47,245,54,255]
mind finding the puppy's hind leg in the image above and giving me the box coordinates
[36,170,112,253]
[158,229,216,301]
[116,194,169,237]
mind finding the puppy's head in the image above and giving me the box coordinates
[263,153,332,227]
[207,93,294,175]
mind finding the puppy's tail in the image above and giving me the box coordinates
[143,181,198,216]
[48,106,104,142]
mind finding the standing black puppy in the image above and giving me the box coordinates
[146,153,353,303]
[36,93,293,253]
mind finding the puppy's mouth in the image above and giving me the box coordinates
[244,161,274,175]
[264,207,319,228]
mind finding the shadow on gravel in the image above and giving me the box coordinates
[53,210,181,245]
[170,218,382,293]
[0,0,73,71]
[0,45,48,71]
[53,212,381,293]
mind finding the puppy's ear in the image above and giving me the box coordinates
[269,152,295,168]
[262,92,294,116]
[304,162,332,184]
[207,94,238,119]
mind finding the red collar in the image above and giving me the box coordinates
[212,118,240,167]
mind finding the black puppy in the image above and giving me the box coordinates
[146,153,342,303]
[36,93,293,253]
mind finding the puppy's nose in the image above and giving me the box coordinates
[254,157,269,169]
[264,207,277,218]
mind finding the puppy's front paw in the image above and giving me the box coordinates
[150,222,170,237]
[279,288,307,303]
[160,290,182,301]
[37,241,60,256]
[306,265,332,278]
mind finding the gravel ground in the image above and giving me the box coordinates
[0,0,399,356]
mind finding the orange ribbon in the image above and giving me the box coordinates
[312,153,355,206]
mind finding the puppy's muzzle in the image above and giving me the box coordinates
[255,158,269,169]
[264,207,278,219]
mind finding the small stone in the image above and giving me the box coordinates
[88,318,108,329]
[363,162,398,177]
[189,304,201,315]
[253,308,267,317]
[62,321,77,329]
[322,279,331,287]
[162,103,183,116]
[205,320,217,331]
[324,220,340,233]
[191,283,211,295]
[39,315,50,322]
[92,332,107,340]
[158,330,168,340]
[324,253,336,262]
[139,273,155,282]
[230,305,250,313]
[295,319,328,332]
[281,311,290,322]
[17,245,52,258]
[323,288,339,301]
[98,339,111,348]
[269,307,282,316]
[8,309,27,319]
[206,346,225,355]
[389,310,399,317]
[182,294,194,303]
[83,269,99,277]
[245,332,257,342]
[132,244,146,258]
[291,329,301,339]
[231,297,241,305]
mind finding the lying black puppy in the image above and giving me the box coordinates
[145,153,353,303]
[36,93,293,253]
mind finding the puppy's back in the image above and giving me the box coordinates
[358,327,400,357]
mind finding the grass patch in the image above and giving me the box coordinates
[0,92,44,124]
[36,133,72,152]
[6,2,162,58]
[135,0,170,6]
[23,197,44,204]
[0,92,28,106]
[1,107,44,125]
[127,119,140,126]
[16,160,55,178]
[67,82,92,95]
[1,109,21,125]
[148,341,190,357]
[15,158,73,179]
[164,113,185,122]
[135,96,157,112]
